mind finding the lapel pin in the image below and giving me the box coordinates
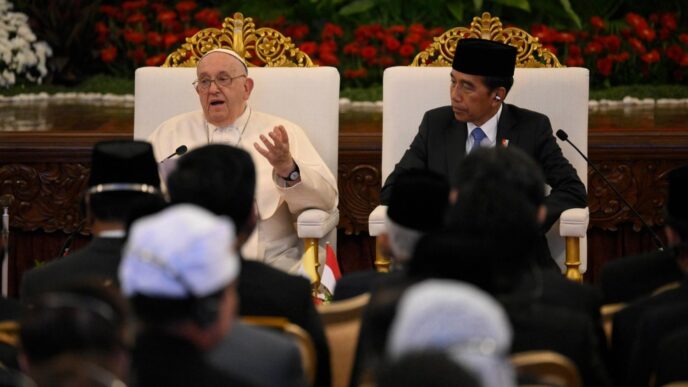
[501,139,510,147]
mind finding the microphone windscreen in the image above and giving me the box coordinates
[555,129,568,141]
[176,145,188,156]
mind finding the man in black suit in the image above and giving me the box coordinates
[167,144,330,387]
[611,164,688,387]
[333,170,448,301]
[380,38,586,269]
[20,140,164,302]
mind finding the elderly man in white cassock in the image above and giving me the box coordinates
[148,48,338,273]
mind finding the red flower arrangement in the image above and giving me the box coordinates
[95,0,221,73]
[94,5,687,88]
[532,12,688,85]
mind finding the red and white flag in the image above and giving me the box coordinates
[320,243,341,295]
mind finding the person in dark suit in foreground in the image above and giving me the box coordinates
[121,204,255,387]
[333,170,448,301]
[167,144,329,387]
[611,164,688,387]
[380,38,586,270]
[20,140,164,302]
[353,148,609,387]
[19,282,131,387]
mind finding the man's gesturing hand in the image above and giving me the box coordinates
[254,125,296,178]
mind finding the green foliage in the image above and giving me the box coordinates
[0,75,134,96]
[590,84,688,100]
[14,0,103,85]
[341,85,382,101]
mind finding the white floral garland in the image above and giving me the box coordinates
[0,0,52,88]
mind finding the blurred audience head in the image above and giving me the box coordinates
[19,282,130,387]
[120,204,240,350]
[384,169,449,265]
[167,144,256,241]
[387,279,515,387]
[377,350,481,387]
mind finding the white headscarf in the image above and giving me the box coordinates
[387,279,516,387]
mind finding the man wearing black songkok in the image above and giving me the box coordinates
[21,141,164,302]
[379,38,587,270]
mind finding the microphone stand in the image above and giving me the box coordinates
[556,130,665,251]
[1,194,13,297]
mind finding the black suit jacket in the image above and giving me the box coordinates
[611,279,688,386]
[599,248,683,304]
[380,104,587,231]
[20,237,125,302]
[655,326,688,386]
[208,321,307,387]
[627,302,688,386]
[238,259,331,387]
[507,302,611,387]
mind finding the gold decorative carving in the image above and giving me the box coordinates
[163,12,315,68]
[411,12,563,68]
[0,163,89,233]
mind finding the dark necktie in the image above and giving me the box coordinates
[470,127,487,153]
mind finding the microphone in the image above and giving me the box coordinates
[556,129,665,251]
[160,145,188,163]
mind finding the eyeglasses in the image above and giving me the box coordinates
[193,74,246,91]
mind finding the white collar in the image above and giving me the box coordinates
[206,104,251,133]
[466,104,503,150]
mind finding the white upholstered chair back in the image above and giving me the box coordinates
[133,66,340,176]
[380,66,589,273]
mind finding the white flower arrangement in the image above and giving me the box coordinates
[0,0,52,88]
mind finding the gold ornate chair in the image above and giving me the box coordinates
[242,315,317,386]
[133,13,339,288]
[368,12,590,281]
[316,292,370,387]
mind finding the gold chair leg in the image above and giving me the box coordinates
[373,237,391,273]
[564,236,582,283]
[303,238,321,295]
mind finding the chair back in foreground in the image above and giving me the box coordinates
[317,292,371,387]
[371,12,589,279]
[511,350,582,387]
[242,315,317,386]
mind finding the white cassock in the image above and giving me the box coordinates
[148,106,338,273]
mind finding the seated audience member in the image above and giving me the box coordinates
[21,140,164,302]
[386,279,516,387]
[611,164,688,387]
[377,351,480,387]
[654,327,688,386]
[446,147,605,339]
[333,169,448,301]
[600,168,687,304]
[148,48,337,274]
[446,147,610,386]
[379,38,587,271]
[19,282,130,387]
[165,145,328,387]
[208,321,307,387]
[120,204,254,387]
[352,147,608,387]
[626,303,688,386]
